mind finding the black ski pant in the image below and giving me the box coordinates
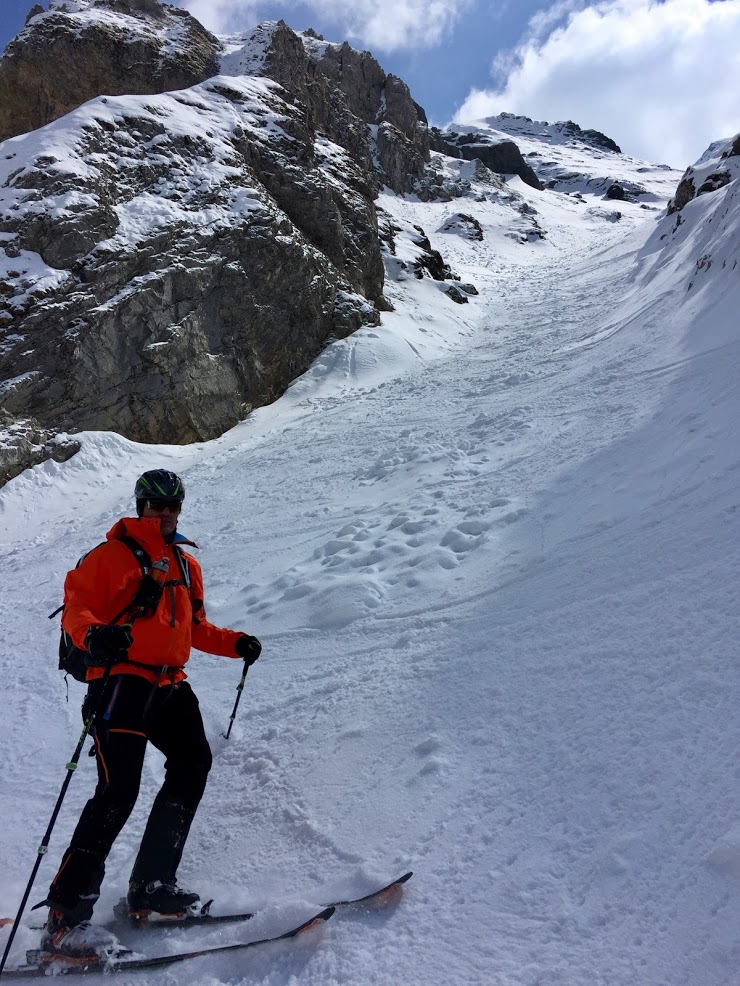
[47,674,212,923]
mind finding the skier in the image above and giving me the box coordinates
[40,469,262,960]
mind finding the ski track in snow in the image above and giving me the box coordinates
[1,151,739,986]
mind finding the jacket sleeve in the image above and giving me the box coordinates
[188,556,244,658]
[61,543,128,649]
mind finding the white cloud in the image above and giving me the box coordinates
[181,0,472,50]
[182,0,263,35]
[312,0,473,51]
[454,0,740,166]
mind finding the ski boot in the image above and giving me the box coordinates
[36,908,126,966]
[126,880,201,922]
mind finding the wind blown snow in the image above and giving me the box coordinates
[0,127,738,986]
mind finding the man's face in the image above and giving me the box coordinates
[141,499,181,538]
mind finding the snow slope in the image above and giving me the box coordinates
[0,130,738,986]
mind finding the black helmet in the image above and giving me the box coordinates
[134,469,185,503]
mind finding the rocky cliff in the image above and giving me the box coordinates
[0,74,385,446]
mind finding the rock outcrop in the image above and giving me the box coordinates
[0,410,80,486]
[0,0,221,142]
[226,22,430,193]
[429,127,542,190]
[722,135,740,159]
[668,132,740,214]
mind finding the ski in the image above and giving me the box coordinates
[1,907,334,979]
[109,870,413,931]
[324,869,413,907]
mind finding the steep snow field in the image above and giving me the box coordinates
[1,137,739,986]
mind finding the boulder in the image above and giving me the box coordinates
[410,228,457,281]
[667,175,696,214]
[439,213,484,241]
[444,285,469,304]
[697,172,731,196]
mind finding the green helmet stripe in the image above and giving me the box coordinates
[135,470,185,502]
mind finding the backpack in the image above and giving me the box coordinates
[49,536,153,683]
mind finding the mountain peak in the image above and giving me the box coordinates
[481,113,621,154]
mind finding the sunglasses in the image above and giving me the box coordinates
[145,499,182,513]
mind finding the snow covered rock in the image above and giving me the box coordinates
[668,132,740,214]
[378,212,464,288]
[0,410,80,486]
[635,133,740,299]
[0,77,384,445]
[223,21,430,194]
[0,0,220,142]
[429,127,542,190]
[438,213,484,241]
[444,284,468,304]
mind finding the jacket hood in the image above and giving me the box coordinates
[106,518,198,557]
[106,516,168,559]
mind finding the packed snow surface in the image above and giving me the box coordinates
[1,125,739,986]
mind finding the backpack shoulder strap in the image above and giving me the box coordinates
[117,535,152,577]
[49,537,154,624]
[172,545,192,591]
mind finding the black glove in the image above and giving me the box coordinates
[235,634,262,666]
[85,624,133,666]
[130,574,164,614]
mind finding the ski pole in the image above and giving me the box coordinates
[223,663,249,740]
[0,665,112,979]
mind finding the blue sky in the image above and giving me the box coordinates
[1,0,739,166]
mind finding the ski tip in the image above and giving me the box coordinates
[0,917,13,926]
[294,906,335,937]
[279,905,336,941]
[372,872,413,904]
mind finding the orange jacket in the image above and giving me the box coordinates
[61,517,243,686]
